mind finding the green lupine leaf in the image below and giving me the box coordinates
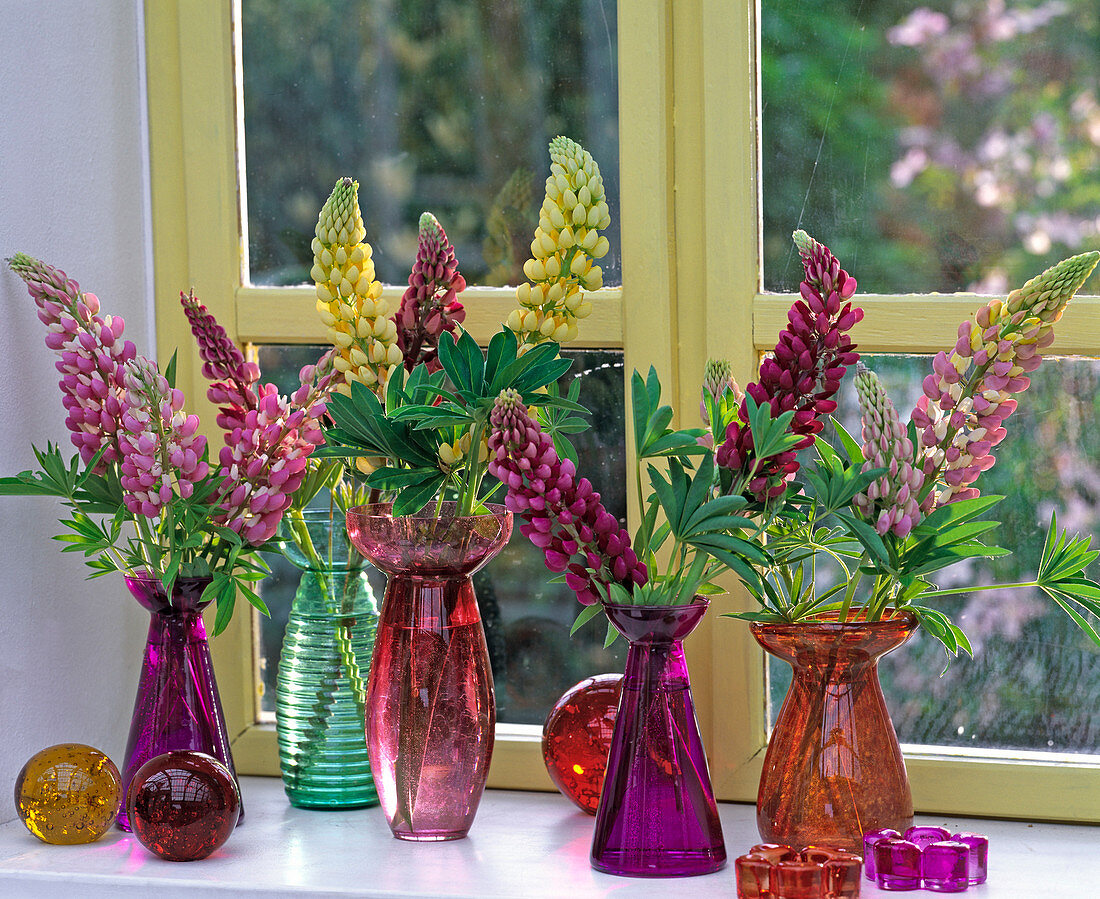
[830,416,865,466]
[641,431,708,459]
[211,578,235,636]
[834,512,890,565]
[485,328,517,390]
[631,369,650,456]
[365,467,441,491]
[570,602,605,636]
[645,366,661,413]
[916,494,1003,535]
[391,475,448,516]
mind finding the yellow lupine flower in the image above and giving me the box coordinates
[506,137,611,350]
[312,178,401,395]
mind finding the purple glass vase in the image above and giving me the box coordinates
[346,502,512,842]
[590,598,726,877]
[117,572,241,832]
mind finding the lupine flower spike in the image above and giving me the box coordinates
[311,178,403,394]
[182,291,336,545]
[507,137,611,348]
[698,358,742,449]
[8,254,136,469]
[180,289,260,433]
[716,230,863,500]
[395,212,467,372]
[118,356,209,518]
[854,364,924,538]
[911,251,1100,509]
[488,388,647,605]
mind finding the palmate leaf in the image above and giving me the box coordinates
[910,604,973,660]
[570,601,605,636]
[834,511,890,565]
[631,366,706,461]
[828,415,865,466]
[743,395,800,463]
[535,379,589,469]
[391,473,448,516]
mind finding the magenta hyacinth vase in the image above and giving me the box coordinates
[117,572,241,832]
[590,598,726,877]
[346,502,512,841]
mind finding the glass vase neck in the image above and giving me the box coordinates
[602,597,710,643]
[750,611,917,668]
[124,572,212,616]
[346,502,512,576]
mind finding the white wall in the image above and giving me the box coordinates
[0,1,152,823]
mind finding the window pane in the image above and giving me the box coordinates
[767,355,1100,754]
[253,346,627,726]
[241,0,620,288]
[761,0,1100,294]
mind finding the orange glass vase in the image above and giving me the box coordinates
[751,611,916,853]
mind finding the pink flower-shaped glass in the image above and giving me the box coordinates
[346,502,512,841]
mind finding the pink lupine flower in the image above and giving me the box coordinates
[180,289,260,432]
[181,289,337,544]
[716,231,862,501]
[118,356,209,518]
[9,254,136,469]
[488,388,647,605]
[215,361,335,545]
[853,364,924,538]
[395,212,467,372]
[911,252,1099,509]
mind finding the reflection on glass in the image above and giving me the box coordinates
[768,355,1100,754]
[761,1,1100,294]
[242,0,620,288]
[254,346,627,725]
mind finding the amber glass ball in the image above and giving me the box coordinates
[126,751,240,861]
[541,673,623,814]
[14,743,122,844]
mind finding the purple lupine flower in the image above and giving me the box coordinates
[716,231,862,501]
[911,251,1099,509]
[396,212,467,372]
[853,364,924,538]
[118,356,209,518]
[488,388,647,605]
[181,289,260,433]
[216,362,335,545]
[9,254,136,469]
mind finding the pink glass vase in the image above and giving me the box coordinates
[118,572,241,832]
[590,598,726,877]
[346,502,512,841]
[751,611,917,853]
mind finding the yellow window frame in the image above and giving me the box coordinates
[145,0,1100,819]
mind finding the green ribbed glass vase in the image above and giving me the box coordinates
[275,512,379,809]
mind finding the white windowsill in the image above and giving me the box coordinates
[2,776,1098,897]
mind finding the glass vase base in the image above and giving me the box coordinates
[591,850,726,879]
[392,828,470,843]
[284,788,379,811]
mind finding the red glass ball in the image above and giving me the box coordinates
[126,751,240,861]
[541,673,622,814]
